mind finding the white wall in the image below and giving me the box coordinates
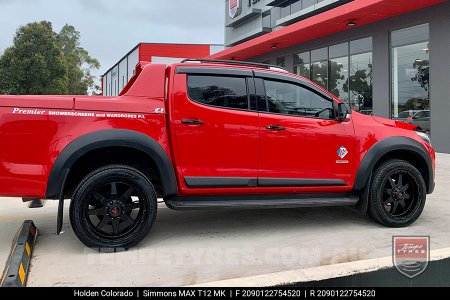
[111,65,119,96]
[106,71,112,97]
[210,45,225,55]
[118,58,128,93]
[127,47,139,81]
[151,57,185,64]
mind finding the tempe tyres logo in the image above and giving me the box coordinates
[393,236,430,278]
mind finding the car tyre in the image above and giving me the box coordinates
[368,159,426,227]
[69,165,157,249]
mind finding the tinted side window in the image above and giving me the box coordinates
[264,80,334,119]
[187,75,249,110]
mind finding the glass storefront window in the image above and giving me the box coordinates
[329,56,349,103]
[391,24,430,132]
[311,60,328,89]
[311,47,328,89]
[348,52,373,113]
[329,42,348,58]
[293,52,310,79]
[292,38,372,113]
[350,37,372,55]
[329,43,349,103]
[276,57,286,68]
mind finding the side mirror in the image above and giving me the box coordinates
[337,102,351,122]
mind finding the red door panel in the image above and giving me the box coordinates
[259,113,356,187]
[170,73,259,194]
[257,78,356,192]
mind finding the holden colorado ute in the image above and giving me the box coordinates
[0,60,435,249]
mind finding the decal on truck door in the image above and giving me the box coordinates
[336,146,349,164]
[11,107,146,119]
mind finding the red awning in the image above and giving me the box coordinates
[211,0,446,60]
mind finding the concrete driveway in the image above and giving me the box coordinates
[1,153,449,287]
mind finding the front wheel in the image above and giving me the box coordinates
[69,165,157,249]
[368,159,426,227]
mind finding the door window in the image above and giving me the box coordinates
[263,80,334,119]
[187,75,249,110]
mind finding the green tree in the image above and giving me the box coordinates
[57,24,100,95]
[0,21,100,95]
[0,21,68,95]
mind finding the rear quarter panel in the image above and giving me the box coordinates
[0,100,169,198]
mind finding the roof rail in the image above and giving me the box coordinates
[180,59,288,72]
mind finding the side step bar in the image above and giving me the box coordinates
[165,193,359,210]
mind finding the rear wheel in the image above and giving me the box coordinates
[368,159,426,227]
[69,165,157,249]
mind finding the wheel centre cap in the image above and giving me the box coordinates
[107,202,123,217]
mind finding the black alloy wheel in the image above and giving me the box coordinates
[381,170,418,217]
[70,165,157,249]
[86,181,143,238]
[368,159,426,227]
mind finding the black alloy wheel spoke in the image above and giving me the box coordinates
[86,181,143,238]
[388,176,396,189]
[112,218,120,235]
[110,182,118,200]
[94,192,108,206]
[392,202,399,214]
[120,214,136,227]
[120,187,134,202]
[96,217,110,230]
[124,202,140,212]
[88,208,107,216]
[382,170,418,217]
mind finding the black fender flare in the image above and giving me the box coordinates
[45,129,178,199]
[353,136,434,194]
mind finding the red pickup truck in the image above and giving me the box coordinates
[0,60,435,249]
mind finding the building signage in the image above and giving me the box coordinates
[229,0,241,19]
[229,0,261,19]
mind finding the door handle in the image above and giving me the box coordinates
[181,119,204,125]
[266,125,285,131]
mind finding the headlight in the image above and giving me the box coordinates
[416,131,431,145]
